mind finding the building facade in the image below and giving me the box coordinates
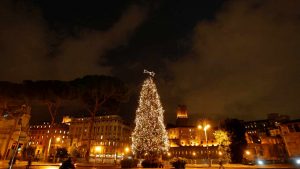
[67,115,131,162]
[243,114,289,162]
[279,119,300,158]
[28,122,69,161]
[0,104,31,160]
[167,105,219,163]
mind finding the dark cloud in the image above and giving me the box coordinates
[166,0,300,121]
[0,0,148,82]
[0,0,49,81]
[52,4,148,80]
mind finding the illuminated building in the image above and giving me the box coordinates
[279,119,300,158]
[68,115,131,162]
[243,114,289,162]
[167,105,219,162]
[28,122,69,160]
[176,105,188,126]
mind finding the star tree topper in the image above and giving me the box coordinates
[144,69,155,77]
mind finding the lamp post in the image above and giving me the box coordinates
[2,105,27,160]
[198,124,210,167]
[8,118,22,169]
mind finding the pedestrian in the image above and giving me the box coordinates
[59,157,75,169]
[26,156,32,169]
[219,160,225,169]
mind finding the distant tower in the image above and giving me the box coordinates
[176,105,189,126]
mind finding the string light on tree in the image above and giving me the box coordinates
[132,70,169,157]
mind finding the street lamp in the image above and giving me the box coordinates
[124,147,130,159]
[124,147,130,154]
[56,137,61,142]
[198,123,210,167]
[125,147,129,153]
[95,146,102,164]
[8,118,22,169]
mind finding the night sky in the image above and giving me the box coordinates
[1,0,300,124]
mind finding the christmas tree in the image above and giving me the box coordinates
[132,70,169,158]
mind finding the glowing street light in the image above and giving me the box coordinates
[198,123,211,167]
[94,146,102,164]
[56,137,61,142]
[245,150,250,155]
[124,147,130,153]
[95,146,102,152]
[124,147,130,158]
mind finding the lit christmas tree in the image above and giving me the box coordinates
[132,70,169,158]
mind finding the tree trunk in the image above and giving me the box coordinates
[86,112,95,162]
[44,102,59,161]
[85,96,107,162]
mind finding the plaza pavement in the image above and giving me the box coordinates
[0,160,298,169]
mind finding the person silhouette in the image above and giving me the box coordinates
[219,160,225,169]
[26,156,32,169]
[59,157,75,169]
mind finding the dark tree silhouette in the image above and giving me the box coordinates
[220,119,247,163]
[23,80,71,124]
[0,81,24,114]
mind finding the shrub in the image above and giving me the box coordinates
[141,159,163,168]
[120,158,139,168]
[170,157,187,169]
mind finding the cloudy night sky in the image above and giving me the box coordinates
[1,0,300,124]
